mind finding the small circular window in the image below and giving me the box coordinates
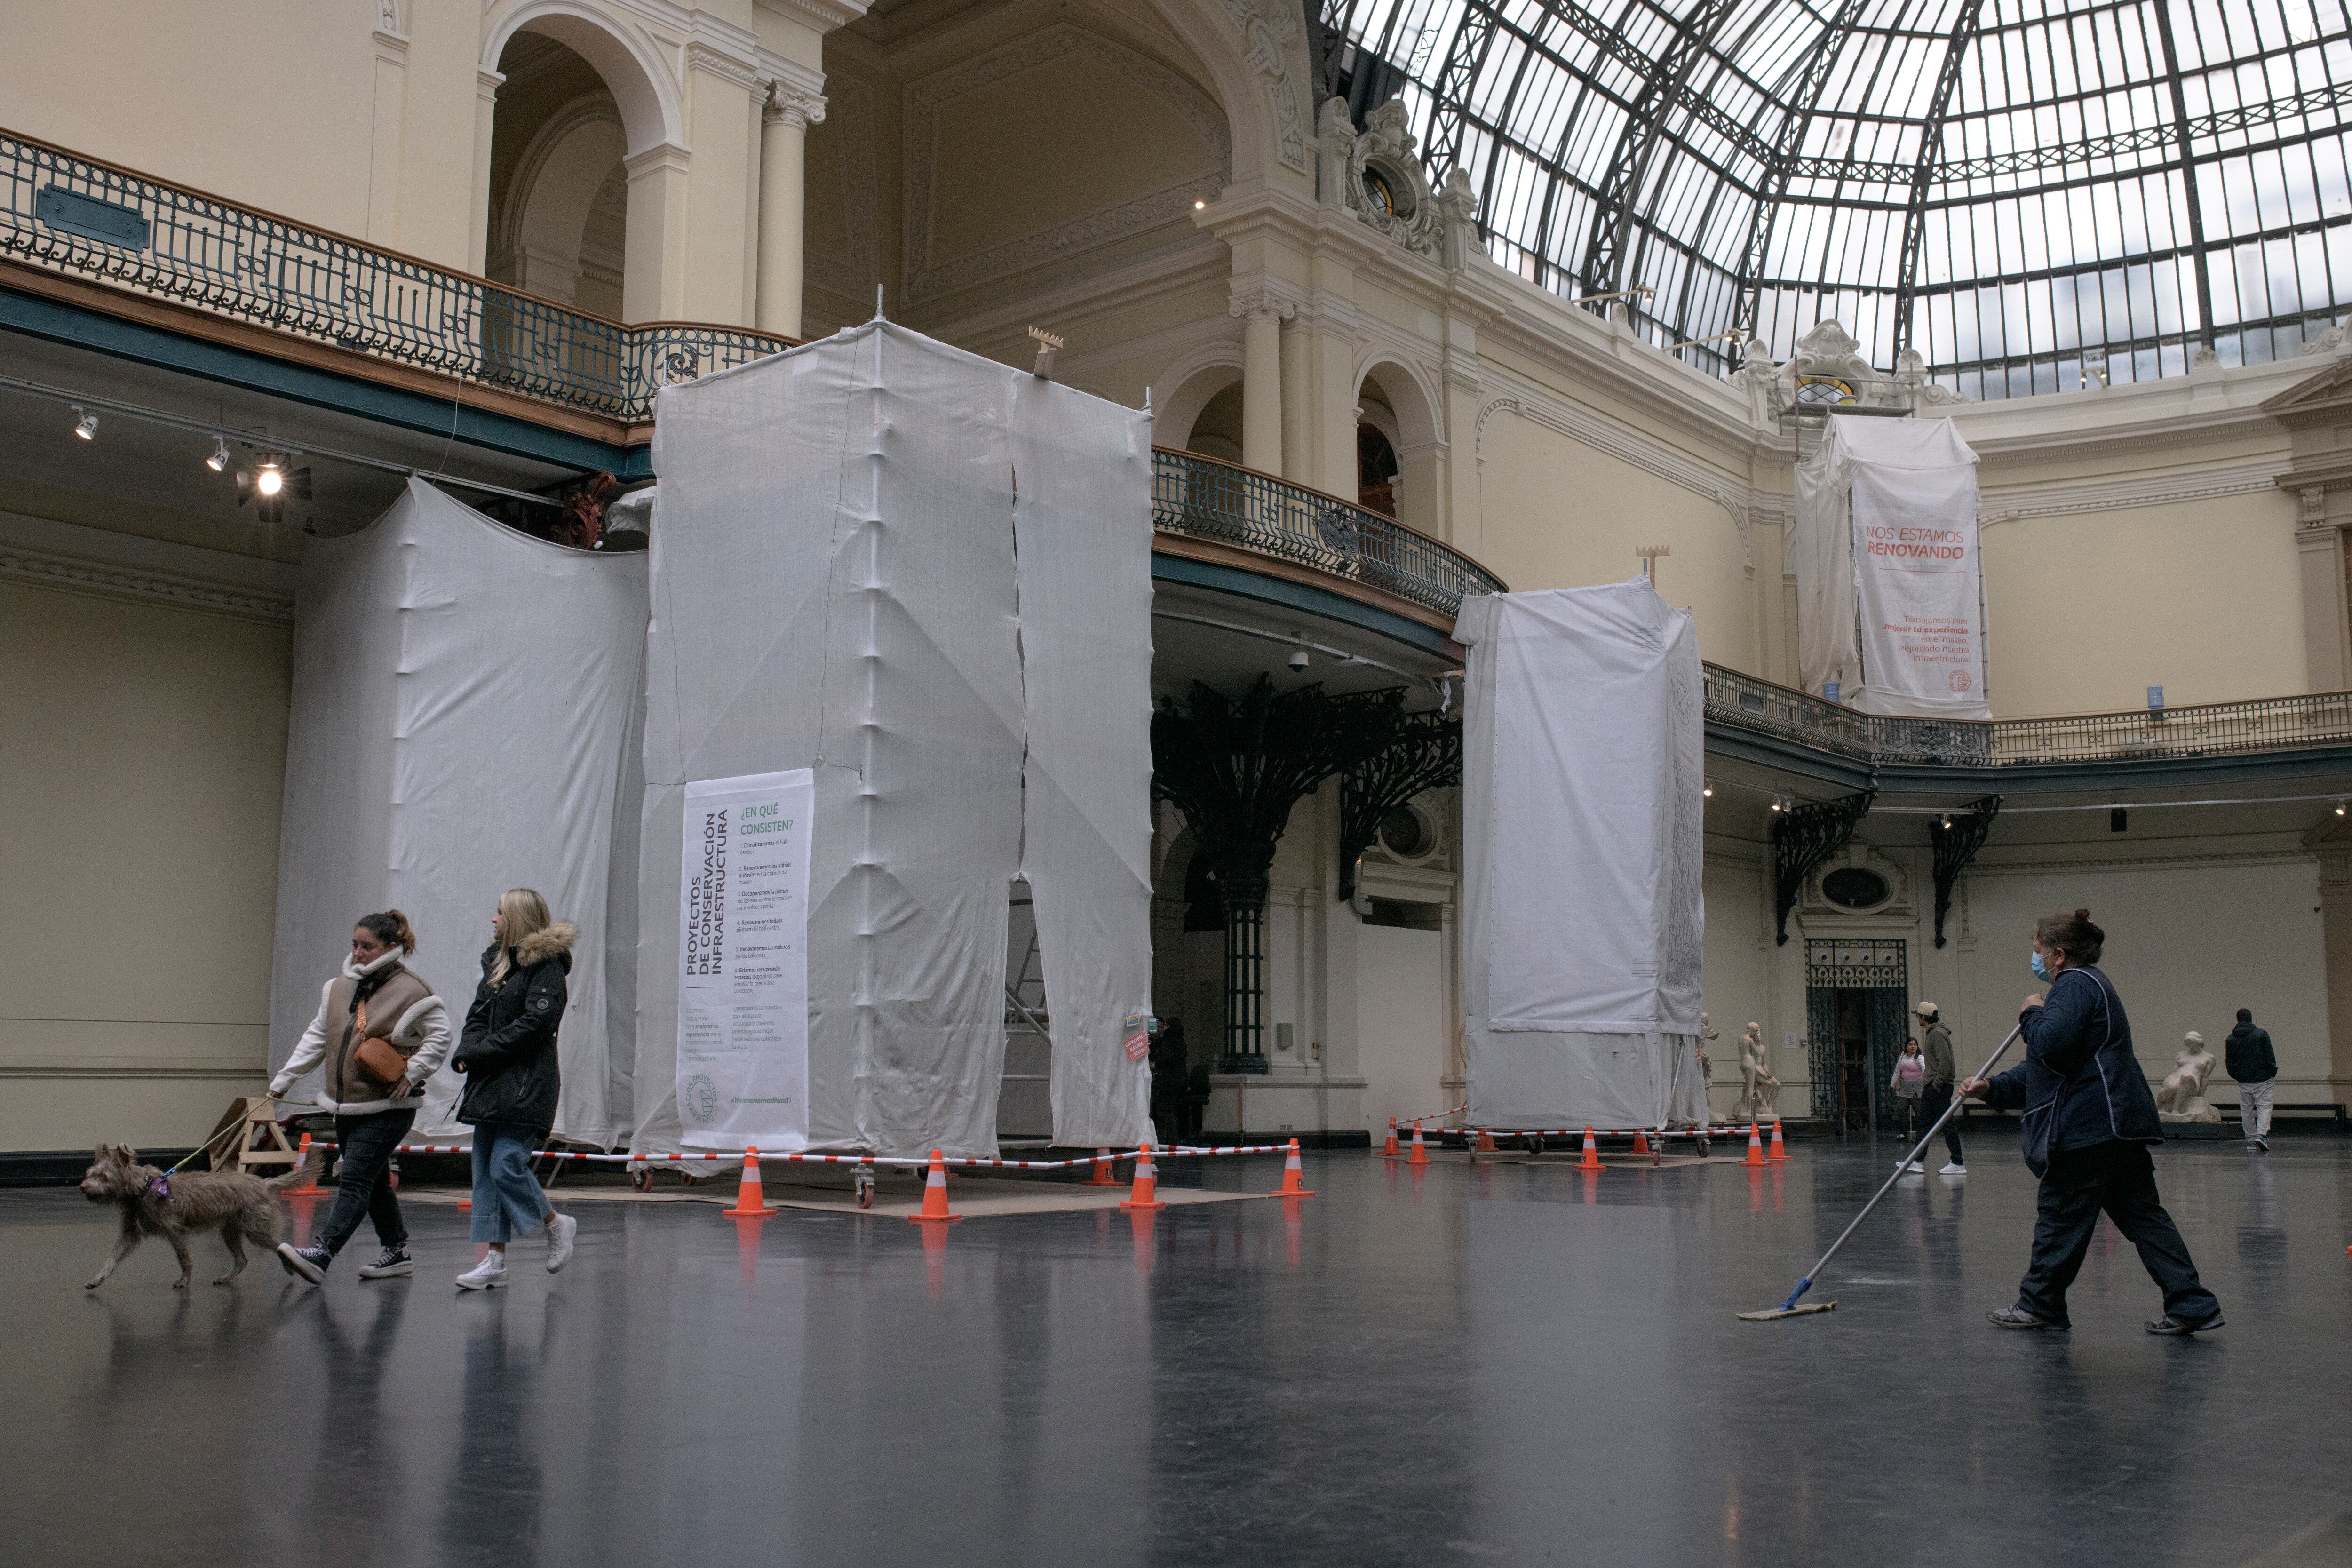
[1821,867,1890,911]
[1377,803,1434,860]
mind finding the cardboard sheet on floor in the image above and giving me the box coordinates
[268,478,647,1147]
[1454,580,1706,1129]
[630,322,1154,1161]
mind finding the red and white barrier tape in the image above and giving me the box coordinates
[310,1142,1298,1171]
[1458,1124,1768,1140]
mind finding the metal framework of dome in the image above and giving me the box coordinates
[1316,0,2352,398]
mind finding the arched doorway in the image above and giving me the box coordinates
[486,35,627,318]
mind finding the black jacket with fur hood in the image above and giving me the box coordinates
[453,922,575,1133]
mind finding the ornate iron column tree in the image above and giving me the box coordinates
[1333,692,1463,902]
[1771,790,1876,944]
[1152,678,1347,1073]
[1928,795,2001,948]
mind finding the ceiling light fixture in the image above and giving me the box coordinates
[206,436,231,472]
[256,465,284,496]
[72,406,97,440]
[1701,782,1713,798]
[2337,797,2348,817]
[1288,648,1310,671]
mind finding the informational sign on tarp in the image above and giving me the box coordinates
[677,769,814,1151]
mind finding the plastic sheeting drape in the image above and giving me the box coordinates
[1454,581,1706,1129]
[268,478,648,1146]
[1795,415,1988,718]
[632,322,1153,1160]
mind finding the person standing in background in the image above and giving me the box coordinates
[2225,1007,2277,1153]
[1891,1038,1926,1154]
[1914,1002,1965,1175]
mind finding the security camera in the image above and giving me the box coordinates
[1288,648,1310,671]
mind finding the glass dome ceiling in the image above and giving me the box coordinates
[1318,0,2352,398]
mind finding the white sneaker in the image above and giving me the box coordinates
[1939,1162,1967,1175]
[544,1212,577,1274]
[455,1253,507,1291]
[1902,1161,1926,1173]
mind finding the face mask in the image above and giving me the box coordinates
[2030,950,2050,981]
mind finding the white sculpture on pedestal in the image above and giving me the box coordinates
[1736,1020,1780,1118]
[2157,1030,2222,1122]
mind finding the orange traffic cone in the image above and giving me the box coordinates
[1382,1118,1401,1157]
[1086,1147,1118,1186]
[1407,1125,1430,1167]
[1120,1144,1166,1211]
[1576,1127,1602,1171]
[1474,1130,1498,1153]
[1744,1124,1766,1167]
[1768,1119,1788,1162]
[283,1134,324,1196]
[723,1146,769,1217]
[1270,1137,1315,1198]
[1632,1129,1651,1157]
[908,1149,964,1223]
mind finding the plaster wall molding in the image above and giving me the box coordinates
[0,512,296,625]
[684,41,764,94]
[1476,382,1753,563]
[1969,848,2312,875]
[902,24,1230,302]
[1977,457,2287,525]
[803,71,876,302]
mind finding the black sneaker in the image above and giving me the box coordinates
[276,1242,327,1284]
[2145,1313,2225,1336]
[1986,1305,2066,1331]
[356,1248,413,1279]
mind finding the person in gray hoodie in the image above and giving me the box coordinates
[2224,1007,2277,1151]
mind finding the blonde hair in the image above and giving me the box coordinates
[490,887,552,983]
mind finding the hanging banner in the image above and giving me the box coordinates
[1841,418,1989,720]
[677,769,815,1151]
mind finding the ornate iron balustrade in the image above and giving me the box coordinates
[0,130,792,421]
[1705,664,2352,768]
[1152,447,1506,621]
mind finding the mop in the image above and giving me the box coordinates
[1739,1022,2024,1321]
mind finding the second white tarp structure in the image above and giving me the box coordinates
[268,479,648,1147]
[1795,414,1989,718]
[1454,581,1706,1129]
[632,321,1154,1160]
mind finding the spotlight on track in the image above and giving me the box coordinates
[1288,647,1311,672]
[237,455,311,525]
[206,436,230,472]
[1701,782,1713,798]
[1770,793,1790,813]
[72,406,97,440]
[2337,797,2348,817]
[1939,812,1953,830]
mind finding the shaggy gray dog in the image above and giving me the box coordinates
[79,1141,321,1290]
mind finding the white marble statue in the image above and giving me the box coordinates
[2157,1030,2222,1122]
[1736,1021,1780,1119]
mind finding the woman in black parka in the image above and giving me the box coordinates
[1962,908,2223,1335]
[450,887,578,1290]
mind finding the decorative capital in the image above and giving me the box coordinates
[2300,484,2332,528]
[765,81,828,130]
[1228,282,1298,324]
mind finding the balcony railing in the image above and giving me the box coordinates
[1152,447,1507,621]
[0,129,791,422]
[1705,664,2352,769]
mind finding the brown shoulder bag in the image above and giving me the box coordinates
[352,995,409,1087]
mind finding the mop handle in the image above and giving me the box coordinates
[1794,1022,2025,1288]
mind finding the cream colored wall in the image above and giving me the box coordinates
[1357,924,1445,1130]
[0,581,290,1151]
[1981,487,2307,716]
[1478,410,1759,668]
[1698,851,1775,1118]
[1963,858,2333,1103]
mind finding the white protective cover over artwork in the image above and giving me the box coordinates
[1795,415,1988,718]
[1454,581,1706,1129]
[268,479,648,1146]
[632,321,1155,1160]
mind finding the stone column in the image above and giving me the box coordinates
[682,46,761,327]
[466,67,503,274]
[2296,486,2350,692]
[1228,285,1292,473]
[756,79,826,339]
[622,144,692,323]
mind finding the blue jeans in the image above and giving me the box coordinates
[469,1121,552,1244]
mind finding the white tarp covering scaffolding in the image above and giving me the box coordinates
[1454,581,1707,1130]
[1796,415,1989,718]
[631,321,1154,1160]
[268,478,648,1147]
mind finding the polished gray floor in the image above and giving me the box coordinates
[7,1138,2348,1567]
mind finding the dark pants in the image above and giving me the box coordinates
[319,1107,415,1257]
[2016,1140,2220,1325]
[1917,1081,1963,1164]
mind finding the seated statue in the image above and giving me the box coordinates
[2156,1031,2221,1122]
[1736,1022,1780,1119]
